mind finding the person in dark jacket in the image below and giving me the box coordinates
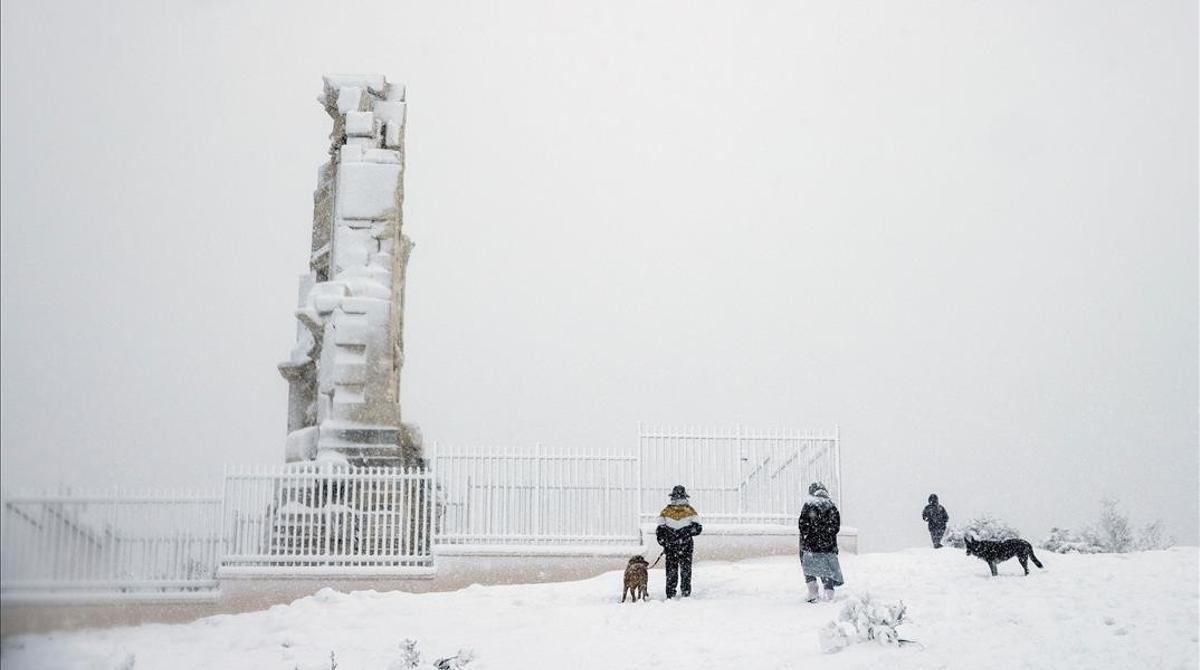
[799,481,842,603]
[655,485,702,598]
[922,493,949,548]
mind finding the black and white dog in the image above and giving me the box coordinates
[964,537,1044,576]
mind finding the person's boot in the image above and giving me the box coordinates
[823,587,835,602]
[806,581,819,603]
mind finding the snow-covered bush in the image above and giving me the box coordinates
[818,593,908,654]
[1040,526,1104,554]
[1096,497,1135,553]
[387,640,474,670]
[1042,499,1174,554]
[943,514,1020,549]
[1135,519,1173,551]
[387,640,422,670]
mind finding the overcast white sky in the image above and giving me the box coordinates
[1,0,1196,551]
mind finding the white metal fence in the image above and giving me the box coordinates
[0,490,223,598]
[221,465,434,571]
[431,443,641,545]
[0,425,840,597]
[639,425,841,524]
[431,425,841,544]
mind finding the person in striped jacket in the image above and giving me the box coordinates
[655,485,703,598]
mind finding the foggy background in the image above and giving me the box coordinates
[1,0,1195,552]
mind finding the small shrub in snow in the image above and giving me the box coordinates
[818,593,909,654]
[944,514,1020,549]
[432,649,474,669]
[386,639,421,670]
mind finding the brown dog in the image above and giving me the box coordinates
[621,555,650,602]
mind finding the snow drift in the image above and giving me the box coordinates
[2,548,1196,669]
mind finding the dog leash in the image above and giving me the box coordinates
[647,550,665,569]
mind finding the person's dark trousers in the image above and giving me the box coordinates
[930,526,946,548]
[664,545,694,598]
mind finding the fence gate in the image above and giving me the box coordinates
[431,443,641,546]
[638,425,841,524]
[220,465,434,572]
[0,490,223,599]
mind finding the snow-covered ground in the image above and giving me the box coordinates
[3,547,1197,670]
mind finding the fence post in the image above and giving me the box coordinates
[425,469,434,563]
[834,424,843,516]
[635,423,643,522]
[729,425,739,521]
[0,488,8,580]
[323,467,332,564]
[533,442,542,538]
[218,464,229,576]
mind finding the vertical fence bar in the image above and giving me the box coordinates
[407,467,417,561]
[533,442,542,538]
[834,424,843,515]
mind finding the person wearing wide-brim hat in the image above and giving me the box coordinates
[655,485,703,598]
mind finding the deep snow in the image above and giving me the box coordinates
[3,547,1197,670]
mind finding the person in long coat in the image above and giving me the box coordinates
[799,481,843,602]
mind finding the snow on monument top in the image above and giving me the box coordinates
[320,74,405,115]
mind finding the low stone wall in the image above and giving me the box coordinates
[1,526,858,636]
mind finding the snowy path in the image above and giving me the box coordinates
[3,547,1196,670]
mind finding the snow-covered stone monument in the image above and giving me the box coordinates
[279,74,422,469]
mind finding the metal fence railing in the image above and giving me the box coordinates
[638,425,841,524]
[430,443,641,546]
[431,425,841,544]
[221,465,434,572]
[0,424,841,597]
[0,490,223,598]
